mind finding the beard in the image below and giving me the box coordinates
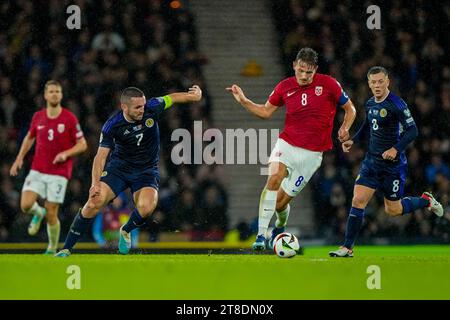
[48,100,60,107]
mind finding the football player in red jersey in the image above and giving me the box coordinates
[227,48,357,250]
[10,80,87,254]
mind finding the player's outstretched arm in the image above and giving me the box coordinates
[10,132,35,176]
[53,137,88,164]
[338,100,357,142]
[226,84,278,119]
[168,85,202,104]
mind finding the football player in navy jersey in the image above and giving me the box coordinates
[329,66,443,258]
[56,85,202,256]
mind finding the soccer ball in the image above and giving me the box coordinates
[273,232,300,258]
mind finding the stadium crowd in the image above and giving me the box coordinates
[272,0,450,243]
[0,0,228,242]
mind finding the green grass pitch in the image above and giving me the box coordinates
[1,245,449,300]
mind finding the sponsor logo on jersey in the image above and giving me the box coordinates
[57,124,65,133]
[124,129,130,135]
[390,193,397,198]
[287,91,296,97]
[315,86,323,96]
[101,171,108,177]
[133,125,142,131]
[37,125,45,130]
[145,118,155,128]
[275,151,282,157]
[380,108,387,117]
[403,109,411,117]
[373,109,379,116]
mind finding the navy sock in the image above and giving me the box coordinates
[122,209,146,233]
[63,209,93,251]
[401,197,429,215]
[343,207,365,249]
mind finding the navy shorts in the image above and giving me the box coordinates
[100,163,160,197]
[355,156,407,201]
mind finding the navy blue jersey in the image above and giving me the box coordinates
[99,97,169,170]
[364,92,416,164]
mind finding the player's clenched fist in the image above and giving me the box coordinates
[53,152,68,164]
[342,140,353,153]
[187,85,202,101]
[89,183,101,198]
[338,127,350,142]
[226,84,247,104]
[9,159,23,176]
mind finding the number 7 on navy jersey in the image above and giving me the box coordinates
[135,133,143,146]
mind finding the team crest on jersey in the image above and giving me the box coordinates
[57,124,65,133]
[145,118,155,128]
[315,86,323,96]
[380,108,387,117]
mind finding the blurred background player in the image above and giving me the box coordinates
[227,48,357,251]
[329,66,444,258]
[9,80,87,254]
[56,85,202,257]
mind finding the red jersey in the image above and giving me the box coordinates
[268,73,346,152]
[28,108,84,179]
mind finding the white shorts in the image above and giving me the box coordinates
[268,138,323,197]
[22,170,68,204]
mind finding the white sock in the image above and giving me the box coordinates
[25,202,45,217]
[47,220,60,251]
[275,204,290,228]
[258,189,277,238]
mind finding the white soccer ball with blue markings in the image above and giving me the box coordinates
[273,232,300,258]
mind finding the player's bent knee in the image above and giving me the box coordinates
[86,198,103,211]
[352,197,368,208]
[267,175,284,190]
[136,203,155,216]
[385,205,402,216]
[20,203,33,213]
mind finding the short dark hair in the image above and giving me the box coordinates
[367,66,389,79]
[44,80,62,91]
[295,48,319,66]
[120,87,144,105]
